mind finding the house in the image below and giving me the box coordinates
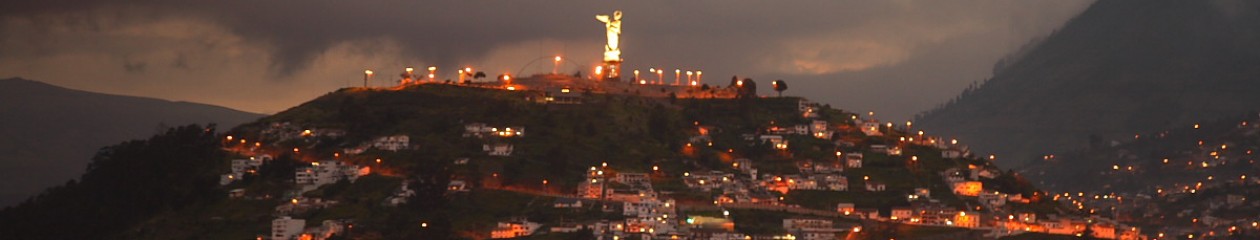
[836,203,855,215]
[793,125,810,135]
[295,160,370,189]
[547,87,584,104]
[229,188,246,198]
[370,135,410,151]
[491,219,541,239]
[952,181,983,197]
[891,207,914,221]
[759,135,789,150]
[554,198,584,208]
[386,182,415,206]
[845,153,863,168]
[783,218,834,232]
[810,120,829,133]
[464,123,527,138]
[614,172,650,186]
[821,175,848,191]
[576,178,604,199]
[447,180,469,192]
[979,192,1007,207]
[865,181,886,192]
[887,146,903,156]
[272,216,306,240]
[870,145,888,154]
[483,143,514,156]
[860,121,882,136]
[952,212,980,228]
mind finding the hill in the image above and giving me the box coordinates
[0,78,263,206]
[0,81,1072,239]
[1020,112,1260,236]
[914,0,1260,167]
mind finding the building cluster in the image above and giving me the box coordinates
[295,160,371,192]
[465,122,524,157]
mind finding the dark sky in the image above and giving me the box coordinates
[0,0,1090,121]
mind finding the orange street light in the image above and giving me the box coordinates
[553,56,562,74]
[363,70,374,87]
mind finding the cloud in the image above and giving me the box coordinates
[0,0,1093,119]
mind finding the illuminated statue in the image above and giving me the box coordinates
[595,10,622,62]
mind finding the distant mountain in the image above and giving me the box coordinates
[0,78,262,206]
[915,0,1260,166]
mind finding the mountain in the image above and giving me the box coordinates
[0,78,263,207]
[914,0,1260,166]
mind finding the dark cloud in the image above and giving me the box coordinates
[0,0,1091,118]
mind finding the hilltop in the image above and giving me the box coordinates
[915,0,1260,166]
[0,78,262,207]
[1,78,1124,239]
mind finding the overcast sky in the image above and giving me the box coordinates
[0,0,1091,121]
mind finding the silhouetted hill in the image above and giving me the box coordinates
[0,78,262,206]
[915,0,1260,166]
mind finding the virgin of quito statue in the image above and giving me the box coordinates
[595,10,623,80]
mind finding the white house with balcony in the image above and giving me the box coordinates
[272,216,306,240]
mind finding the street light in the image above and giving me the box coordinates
[674,69,681,85]
[363,70,374,87]
[427,66,437,82]
[633,70,640,82]
[553,56,562,74]
[405,67,414,85]
[696,71,703,85]
[686,71,694,86]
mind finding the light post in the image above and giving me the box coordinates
[363,70,374,87]
[405,67,414,85]
[686,71,694,86]
[656,68,664,84]
[427,66,437,82]
[695,71,702,85]
[553,56,562,74]
[674,69,681,85]
[633,70,640,83]
[458,69,465,83]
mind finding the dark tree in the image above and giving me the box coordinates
[772,79,788,97]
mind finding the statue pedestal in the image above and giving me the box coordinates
[601,60,621,81]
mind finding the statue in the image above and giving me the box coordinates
[595,10,622,62]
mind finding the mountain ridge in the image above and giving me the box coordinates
[915,0,1260,166]
[0,77,263,207]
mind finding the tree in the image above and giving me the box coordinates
[772,79,787,97]
[473,71,487,79]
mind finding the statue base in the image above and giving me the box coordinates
[601,60,622,81]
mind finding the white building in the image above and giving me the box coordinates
[272,216,306,240]
[483,143,514,156]
[371,135,410,151]
[845,153,863,169]
[295,160,371,189]
[860,121,882,136]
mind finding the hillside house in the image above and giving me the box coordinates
[860,121,882,136]
[272,216,306,240]
[836,203,855,215]
[614,172,650,187]
[483,143,514,156]
[845,153,863,169]
[891,207,914,221]
[370,135,410,151]
[554,198,584,208]
[491,219,541,239]
[865,181,886,192]
[295,161,370,189]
